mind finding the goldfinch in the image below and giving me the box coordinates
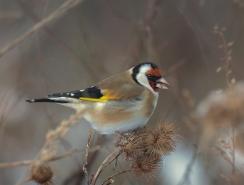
[27,62,169,134]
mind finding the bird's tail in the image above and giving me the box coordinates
[26,90,86,111]
[26,97,70,104]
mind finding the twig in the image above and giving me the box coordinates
[15,0,97,79]
[90,149,122,185]
[62,143,101,185]
[83,129,94,184]
[177,145,199,185]
[0,148,81,169]
[13,110,85,185]
[129,0,159,61]
[213,26,235,87]
[0,0,86,59]
[231,126,236,174]
[143,0,159,59]
[41,110,85,155]
[0,160,32,169]
[101,170,131,185]
[44,148,81,162]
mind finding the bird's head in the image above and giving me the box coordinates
[131,62,170,93]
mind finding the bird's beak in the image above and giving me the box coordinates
[156,77,170,89]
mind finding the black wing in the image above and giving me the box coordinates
[48,86,104,99]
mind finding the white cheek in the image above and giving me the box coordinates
[137,74,155,93]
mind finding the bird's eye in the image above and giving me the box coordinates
[147,74,161,81]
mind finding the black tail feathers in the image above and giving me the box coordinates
[26,98,69,103]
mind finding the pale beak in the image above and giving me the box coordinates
[156,77,170,89]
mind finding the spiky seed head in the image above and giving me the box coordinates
[31,162,53,185]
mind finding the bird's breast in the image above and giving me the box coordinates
[83,90,159,133]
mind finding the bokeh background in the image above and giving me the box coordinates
[0,0,244,184]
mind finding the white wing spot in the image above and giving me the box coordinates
[95,102,105,111]
[71,93,74,96]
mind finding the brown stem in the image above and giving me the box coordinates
[101,170,131,185]
[83,129,94,184]
[0,160,32,169]
[90,149,122,185]
[0,0,86,59]
[231,125,236,174]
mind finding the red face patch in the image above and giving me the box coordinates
[146,68,163,92]
[146,68,162,77]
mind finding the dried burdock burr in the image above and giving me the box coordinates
[117,129,148,159]
[117,122,176,174]
[131,154,161,175]
[31,161,53,185]
[146,123,176,156]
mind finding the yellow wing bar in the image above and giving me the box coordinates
[79,90,118,103]
[79,97,108,103]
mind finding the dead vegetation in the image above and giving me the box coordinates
[0,0,244,185]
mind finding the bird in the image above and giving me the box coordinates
[26,62,169,134]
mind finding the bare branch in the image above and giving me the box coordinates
[83,129,94,184]
[177,146,199,185]
[101,170,131,185]
[0,148,82,169]
[0,160,32,169]
[0,0,86,59]
[90,149,122,185]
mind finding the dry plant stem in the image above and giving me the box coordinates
[131,0,159,61]
[13,110,84,185]
[101,170,131,185]
[231,125,236,174]
[177,146,199,185]
[16,0,97,79]
[0,160,32,169]
[44,148,81,162]
[214,26,237,174]
[214,26,234,87]
[63,144,101,185]
[143,0,159,58]
[0,148,81,169]
[214,146,233,167]
[41,110,85,154]
[83,129,94,184]
[0,0,86,59]
[90,149,122,185]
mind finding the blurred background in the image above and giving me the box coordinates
[0,0,244,184]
